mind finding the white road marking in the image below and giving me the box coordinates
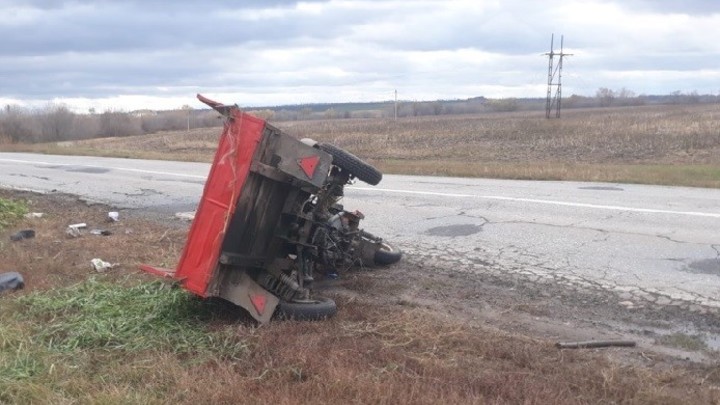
[0,158,207,180]
[2,157,718,219]
[350,186,720,219]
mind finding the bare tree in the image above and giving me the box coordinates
[39,104,76,141]
[0,105,41,143]
[596,88,615,107]
[99,110,142,137]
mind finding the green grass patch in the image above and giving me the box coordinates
[376,160,720,188]
[657,333,708,352]
[0,278,252,398]
[0,197,27,230]
[617,164,720,188]
[10,278,250,356]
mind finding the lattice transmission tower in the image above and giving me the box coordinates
[544,34,572,118]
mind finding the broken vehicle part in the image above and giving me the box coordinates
[556,340,637,349]
[141,94,402,323]
[0,272,24,293]
[10,229,35,241]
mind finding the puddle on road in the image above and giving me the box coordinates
[425,224,483,237]
[706,334,720,351]
[650,325,720,352]
[684,258,720,276]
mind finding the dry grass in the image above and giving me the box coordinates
[3,104,720,187]
[1,189,720,404]
[2,105,720,187]
[2,127,221,163]
[280,105,720,164]
[0,189,187,292]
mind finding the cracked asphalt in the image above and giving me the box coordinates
[1,153,719,336]
[344,175,720,316]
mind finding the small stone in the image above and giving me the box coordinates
[619,300,635,308]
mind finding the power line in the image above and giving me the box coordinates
[544,34,572,118]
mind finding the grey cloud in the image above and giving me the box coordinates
[0,3,350,56]
[1,0,719,108]
[620,0,720,15]
[0,0,328,9]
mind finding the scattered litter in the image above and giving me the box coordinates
[66,223,88,238]
[556,340,636,349]
[24,212,44,219]
[90,229,113,236]
[91,258,117,272]
[175,212,196,221]
[10,229,35,241]
[108,211,119,222]
[0,272,25,293]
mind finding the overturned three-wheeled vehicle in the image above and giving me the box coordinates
[141,95,401,323]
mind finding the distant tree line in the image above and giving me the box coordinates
[3,89,719,143]
[249,89,720,123]
[0,105,222,144]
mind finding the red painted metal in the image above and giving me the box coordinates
[141,95,266,297]
[138,264,176,279]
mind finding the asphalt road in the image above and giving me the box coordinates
[1,152,719,310]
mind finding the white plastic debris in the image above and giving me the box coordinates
[108,212,119,222]
[66,223,87,238]
[24,212,44,219]
[91,258,116,272]
[175,212,195,221]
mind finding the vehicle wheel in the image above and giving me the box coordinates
[276,297,337,321]
[318,143,382,186]
[374,241,402,265]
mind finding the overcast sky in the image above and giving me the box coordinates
[1,0,719,111]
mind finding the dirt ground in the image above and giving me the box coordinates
[0,190,720,402]
[3,187,718,370]
[325,259,720,367]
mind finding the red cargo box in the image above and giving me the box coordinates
[141,95,332,323]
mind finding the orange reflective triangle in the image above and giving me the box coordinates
[249,293,267,315]
[298,155,320,178]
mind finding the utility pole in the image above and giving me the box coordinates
[394,89,398,121]
[544,34,572,118]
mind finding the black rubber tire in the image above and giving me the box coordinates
[277,297,337,321]
[374,241,402,265]
[318,143,382,186]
